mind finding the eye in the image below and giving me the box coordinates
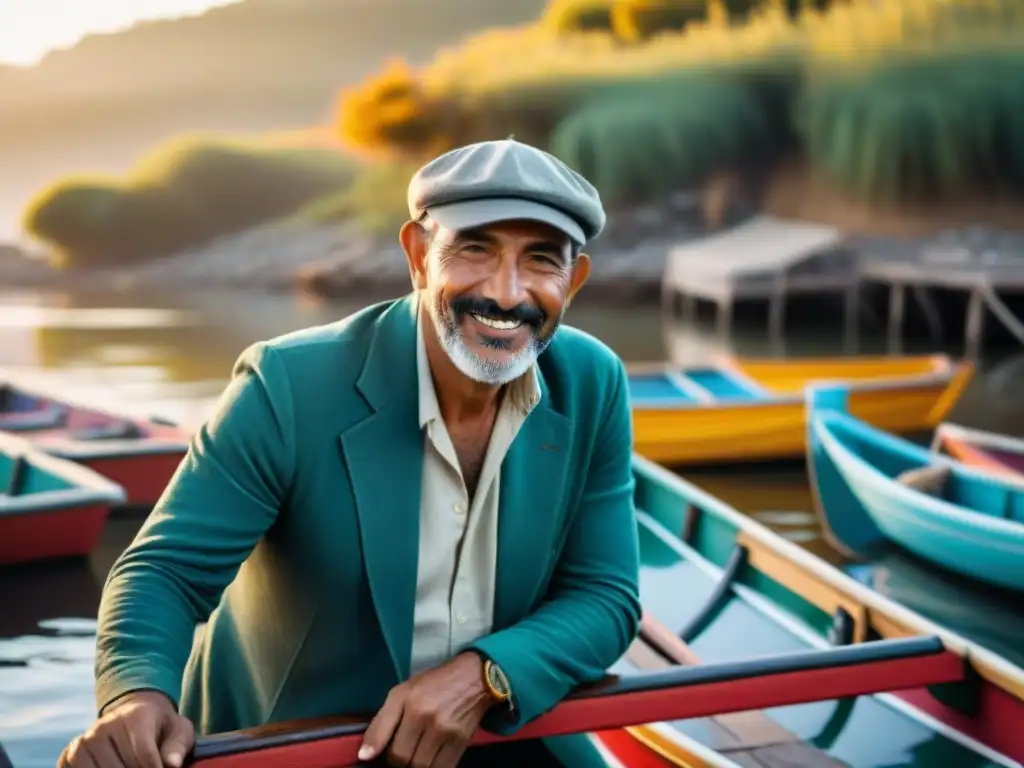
[530,253,561,266]
[461,243,489,254]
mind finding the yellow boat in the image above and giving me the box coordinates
[628,354,973,465]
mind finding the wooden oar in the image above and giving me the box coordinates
[189,633,960,768]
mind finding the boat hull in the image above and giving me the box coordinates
[0,503,110,565]
[0,434,126,566]
[633,455,1024,765]
[631,356,972,466]
[808,387,1024,593]
[0,378,189,507]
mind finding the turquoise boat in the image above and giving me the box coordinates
[627,454,1024,766]
[805,383,1024,593]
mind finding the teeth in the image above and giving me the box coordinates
[471,313,522,331]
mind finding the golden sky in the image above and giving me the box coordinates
[0,0,242,66]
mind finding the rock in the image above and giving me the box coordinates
[0,243,61,285]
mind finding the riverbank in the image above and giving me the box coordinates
[0,191,711,303]
[4,175,1024,305]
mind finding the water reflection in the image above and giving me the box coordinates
[0,287,1022,768]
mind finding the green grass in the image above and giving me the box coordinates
[797,46,1024,203]
[22,136,357,267]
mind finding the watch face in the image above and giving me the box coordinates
[487,662,510,696]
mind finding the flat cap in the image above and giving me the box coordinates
[408,139,605,245]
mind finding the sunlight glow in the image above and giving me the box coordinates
[0,0,243,67]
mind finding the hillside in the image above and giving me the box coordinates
[0,0,544,239]
[4,0,545,138]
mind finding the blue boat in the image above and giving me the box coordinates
[806,383,1024,594]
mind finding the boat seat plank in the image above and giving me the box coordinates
[631,617,843,766]
[729,741,851,768]
[665,371,715,403]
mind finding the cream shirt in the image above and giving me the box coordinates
[410,310,541,676]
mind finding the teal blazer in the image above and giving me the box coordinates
[95,293,641,761]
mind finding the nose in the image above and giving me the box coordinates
[482,253,528,311]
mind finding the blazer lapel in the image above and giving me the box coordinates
[339,294,422,682]
[493,373,573,631]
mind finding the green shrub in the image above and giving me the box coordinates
[22,136,357,268]
[292,160,420,235]
[542,0,617,34]
[612,0,709,43]
[797,47,1024,203]
[550,69,782,203]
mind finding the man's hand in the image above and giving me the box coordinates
[359,652,493,767]
[57,691,195,768]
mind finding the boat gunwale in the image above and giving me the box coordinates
[0,433,127,505]
[635,507,1023,768]
[812,406,1024,538]
[626,359,966,412]
[934,423,1024,460]
[632,453,1024,701]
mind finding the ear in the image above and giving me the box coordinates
[566,252,591,305]
[399,220,429,290]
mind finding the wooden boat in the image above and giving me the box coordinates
[0,378,189,507]
[628,354,973,466]
[164,455,1017,768]
[182,631,960,768]
[628,454,1024,766]
[932,422,1024,480]
[807,383,1024,593]
[0,432,126,566]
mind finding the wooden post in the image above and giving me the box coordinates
[717,294,733,340]
[888,281,905,353]
[912,285,944,341]
[768,274,787,352]
[964,287,986,360]
[843,284,859,353]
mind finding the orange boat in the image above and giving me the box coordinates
[932,422,1024,480]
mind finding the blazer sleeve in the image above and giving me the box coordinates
[468,355,641,732]
[94,342,296,715]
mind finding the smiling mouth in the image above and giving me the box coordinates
[470,313,523,332]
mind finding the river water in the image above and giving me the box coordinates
[1,286,1023,768]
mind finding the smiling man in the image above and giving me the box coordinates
[64,139,641,768]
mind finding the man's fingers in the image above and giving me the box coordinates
[58,737,97,768]
[159,716,196,768]
[83,734,125,768]
[358,689,405,761]
[406,728,446,768]
[126,711,165,768]
[433,740,470,768]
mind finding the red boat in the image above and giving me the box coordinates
[0,432,126,566]
[0,380,189,508]
[184,628,961,768]
[932,422,1024,480]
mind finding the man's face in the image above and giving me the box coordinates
[402,218,590,385]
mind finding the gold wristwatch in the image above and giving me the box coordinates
[482,659,513,708]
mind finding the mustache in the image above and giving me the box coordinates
[449,296,546,327]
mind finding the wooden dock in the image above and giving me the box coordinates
[661,215,1024,357]
[662,215,860,345]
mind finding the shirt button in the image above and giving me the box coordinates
[456,613,467,624]
[454,503,466,515]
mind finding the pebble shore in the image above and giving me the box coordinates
[3,198,1023,303]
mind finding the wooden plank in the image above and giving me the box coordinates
[636,613,845,766]
[742,742,850,768]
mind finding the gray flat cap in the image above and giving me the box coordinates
[408,139,605,245]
